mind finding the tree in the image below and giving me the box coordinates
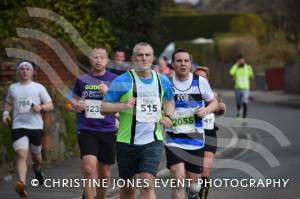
[282,0,300,53]
[0,0,115,50]
[230,14,267,38]
[0,0,20,38]
[93,0,162,54]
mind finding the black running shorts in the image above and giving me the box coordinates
[77,130,116,165]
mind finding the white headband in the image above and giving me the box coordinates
[18,61,33,70]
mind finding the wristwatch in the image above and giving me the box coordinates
[164,115,172,120]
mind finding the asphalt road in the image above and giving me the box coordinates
[207,94,300,199]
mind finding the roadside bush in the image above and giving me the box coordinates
[230,13,267,38]
[62,107,78,150]
[159,13,239,52]
[160,7,200,16]
[46,86,78,154]
[261,32,298,69]
[215,34,260,63]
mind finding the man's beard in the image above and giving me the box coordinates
[134,64,151,72]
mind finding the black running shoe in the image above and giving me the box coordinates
[33,164,45,185]
[198,187,209,199]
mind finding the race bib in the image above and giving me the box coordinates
[16,96,32,113]
[202,113,215,130]
[136,97,161,122]
[85,100,104,119]
[239,77,248,84]
[172,109,196,134]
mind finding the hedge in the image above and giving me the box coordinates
[158,13,239,52]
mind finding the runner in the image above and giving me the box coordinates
[2,61,53,198]
[164,49,218,199]
[194,66,226,199]
[69,47,117,199]
[107,47,131,75]
[153,57,173,79]
[101,42,174,199]
[229,55,254,118]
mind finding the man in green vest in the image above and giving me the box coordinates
[101,42,175,199]
[229,55,254,118]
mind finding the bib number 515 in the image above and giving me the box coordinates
[141,104,158,112]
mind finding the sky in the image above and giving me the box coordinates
[174,0,200,5]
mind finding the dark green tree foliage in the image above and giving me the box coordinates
[0,0,115,49]
[283,0,300,52]
[93,0,162,54]
[0,0,19,38]
[158,14,238,52]
[230,14,267,38]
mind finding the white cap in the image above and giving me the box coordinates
[18,61,33,70]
